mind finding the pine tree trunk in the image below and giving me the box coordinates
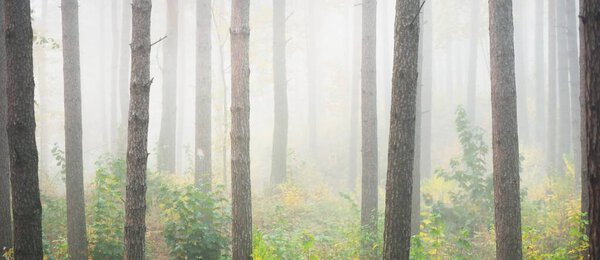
[158,0,178,174]
[125,0,152,258]
[360,0,378,257]
[61,0,88,258]
[5,0,43,257]
[196,0,212,189]
[383,0,420,258]
[467,0,480,122]
[547,0,558,170]
[271,0,288,187]
[0,0,12,250]
[581,0,600,257]
[231,0,252,258]
[119,0,132,154]
[488,0,523,259]
[534,0,546,147]
[557,0,572,162]
[579,0,590,250]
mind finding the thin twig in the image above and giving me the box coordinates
[409,0,427,27]
[150,35,168,47]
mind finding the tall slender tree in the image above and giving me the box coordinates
[557,0,572,161]
[579,0,590,246]
[6,0,43,258]
[124,0,152,258]
[110,0,120,153]
[466,0,480,122]
[271,0,288,187]
[360,0,378,257]
[0,0,12,250]
[534,0,546,147]
[61,0,88,258]
[421,0,433,179]
[547,0,558,169]
[566,0,582,185]
[581,0,600,258]
[348,3,361,192]
[231,0,252,258]
[158,0,178,174]
[119,0,132,154]
[488,0,523,259]
[306,0,317,157]
[196,0,212,189]
[514,0,530,144]
[383,0,420,258]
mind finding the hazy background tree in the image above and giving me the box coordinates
[124,0,152,258]
[547,0,558,170]
[6,0,43,257]
[566,0,581,187]
[534,0,545,147]
[383,0,420,258]
[488,0,522,258]
[119,0,132,154]
[110,0,119,154]
[466,0,480,122]
[61,0,88,258]
[348,3,361,192]
[556,0,572,165]
[158,0,178,174]
[196,0,212,189]
[270,0,288,187]
[0,0,12,250]
[231,0,252,258]
[306,0,317,158]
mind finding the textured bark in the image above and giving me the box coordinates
[6,0,43,258]
[547,0,558,170]
[467,0,480,122]
[580,0,590,250]
[383,0,420,258]
[119,0,132,154]
[0,0,12,250]
[231,0,252,258]
[360,0,378,258]
[271,0,288,187]
[158,0,178,174]
[581,0,600,258]
[306,0,317,156]
[125,0,152,258]
[488,0,523,259]
[557,0,572,162]
[566,0,582,187]
[196,0,212,189]
[61,0,89,258]
[534,0,546,147]
[349,4,361,192]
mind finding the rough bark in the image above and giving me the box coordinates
[349,4,361,193]
[231,0,252,258]
[360,0,378,258]
[125,0,152,258]
[383,0,420,258]
[306,0,317,157]
[196,0,212,189]
[61,0,89,258]
[534,0,546,147]
[467,0,480,122]
[579,0,590,250]
[581,0,600,258]
[566,0,582,188]
[557,0,572,162]
[158,0,178,174]
[0,0,12,250]
[5,0,43,257]
[547,0,558,170]
[488,0,523,259]
[119,0,132,154]
[271,0,288,187]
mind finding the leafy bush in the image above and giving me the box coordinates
[41,194,68,260]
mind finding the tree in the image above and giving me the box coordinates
[196,0,212,189]
[61,0,88,258]
[270,0,288,187]
[306,0,317,157]
[488,0,523,259]
[158,0,178,174]
[5,0,43,258]
[557,0,572,163]
[360,0,378,257]
[231,0,252,258]
[534,0,546,147]
[566,0,582,186]
[110,0,120,153]
[581,0,600,257]
[348,3,361,192]
[383,0,420,258]
[514,1,530,144]
[119,0,132,154]
[0,0,12,250]
[466,0,480,122]
[547,0,558,169]
[124,0,152,258]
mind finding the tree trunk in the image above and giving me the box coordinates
[61,0,88,258]
[306,0,317,157]
[581,0,600,258]
[271,0,288,187]
[125,0,152,258]
[231,0,252,258]
[6,0,43,258]
[566,0,582,189]
[547,0,558,170]
[467,0,480,122]
[158,0,178,174]
[360,0,378,258]
[579,0,590,251]
[488,0,523,259]
[119,0,132,154]
[0,0,12,250]
[534,0,546,147]
[196,0,212,189]
[557,0,572,163]
[348,4,361,193]
[383,0,420,258]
